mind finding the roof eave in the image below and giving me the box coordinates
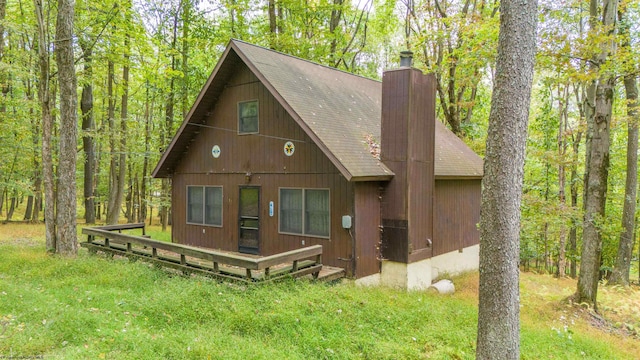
[350,174,394,182]
[435,175,483,180]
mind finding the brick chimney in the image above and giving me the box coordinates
[380,53,436,264]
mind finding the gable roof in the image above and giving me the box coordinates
[153,39,483,180]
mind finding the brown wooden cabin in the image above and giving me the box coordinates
[153,40,483,284]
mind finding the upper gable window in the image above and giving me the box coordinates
[238,100,259,134]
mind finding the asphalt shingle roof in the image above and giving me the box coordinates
[153,40,483,180]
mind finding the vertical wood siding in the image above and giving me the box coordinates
[170,63,356,275]
[433,179,481,256]
[407,72,435,255]
[380,68,436,263]
[354,182,382,277]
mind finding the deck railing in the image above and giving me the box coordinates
[80,224,323,282]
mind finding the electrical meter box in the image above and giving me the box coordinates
[341,215,352,229]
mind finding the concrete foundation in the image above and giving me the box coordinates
[375,244,480,290]
[355,272,381,287]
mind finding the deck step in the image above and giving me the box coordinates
[315,265,345,282]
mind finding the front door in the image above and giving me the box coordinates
[238,186,260,254]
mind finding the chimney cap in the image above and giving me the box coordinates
[399,50,413,68]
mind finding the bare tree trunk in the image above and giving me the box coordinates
[557,85,569,277]
[140,81,151,223]
[160,18,179,232]
[3,141,19,221]
[329,0,343,63]
[0,0,6,59]
[54,0,78,255]
[23,80,40,222]
[268,0,277,48]
[569,84,585,278]
[95,120,102,221]
[80,40,96,224]
[476,0,537,358]
[34,0,56,252]
[182,0,190,119]
[31,174,42,223]
[575,0,618,309]
[569,129,582,278]
[106,58,119,224]
[24,192,34,221]
[609,6,638,286]
[0,0,7,106]
[6,189,16,221]
[115,32,130,224]
[125,161,133,223]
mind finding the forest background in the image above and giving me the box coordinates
[0,0,639,287]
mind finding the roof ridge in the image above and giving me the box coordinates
[230,38,381,84]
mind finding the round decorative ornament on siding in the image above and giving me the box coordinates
[212,145,221,158]
[284,141,295,156]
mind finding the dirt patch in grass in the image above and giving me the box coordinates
[0,223,45,246]
[521,272,640,348]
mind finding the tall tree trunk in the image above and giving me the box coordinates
[609,6,637,284]
[0,0,6,59]
[2,134,19,221]
[268,0,277,48]
[5,190,15,221]
[575,0,618,309]
[160,18,179,232]
[569,130,582,278]
[106,59,119,224]
[182,0,190,119]
[80,40,96,224]
[23,78,39,222]
[140,81,151,223]
[569,83,585,279]
[476,0,537,358]
[34,0,56,252]
[329,0,343,63]
[54,0,78,255]
[95,121,102,221]
[609,72,638,286]
[6,189,16,221]
[125,160,133,223]
[30,173,42,223]
[557,85,569,277]
[115,31,130,224]
[0,0,7,107]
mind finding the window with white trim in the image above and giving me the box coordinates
[279,188,330,238]
[238,100,258,134]
[187,186,222,226]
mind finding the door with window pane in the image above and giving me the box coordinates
[238,187,260,254]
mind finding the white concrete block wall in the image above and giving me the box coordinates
[360,244,479,290]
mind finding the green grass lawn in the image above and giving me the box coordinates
[1,223,638,359]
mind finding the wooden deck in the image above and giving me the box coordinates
[80,224,345,283]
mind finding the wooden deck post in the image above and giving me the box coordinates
[246,268,252,280]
